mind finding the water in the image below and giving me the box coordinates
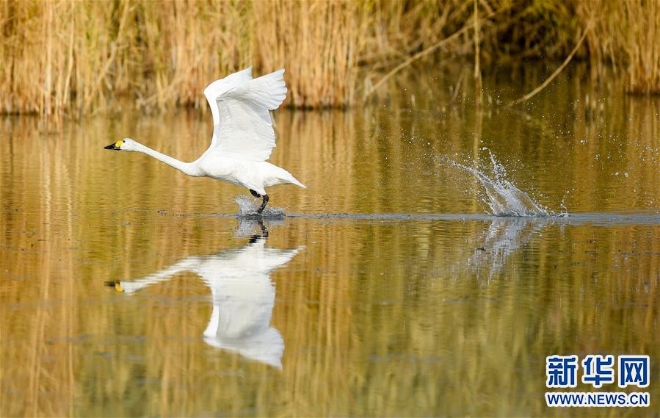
[234,195,286,219]
[1,64,660,417]
[442,150,551,217]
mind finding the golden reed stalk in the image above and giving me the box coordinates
[0,0,658,117]
[576,0,660,95]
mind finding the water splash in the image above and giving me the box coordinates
[442,150,550,217]
[235,195,285,218]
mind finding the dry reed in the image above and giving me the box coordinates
[0,0,658,117]
[576,0,660,94]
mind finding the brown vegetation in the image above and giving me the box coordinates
[0,0,658,117]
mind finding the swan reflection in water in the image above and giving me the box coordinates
[106,220,304,369]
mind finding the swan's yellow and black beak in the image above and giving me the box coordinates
[104,140,124,150]
[104,281,124,292]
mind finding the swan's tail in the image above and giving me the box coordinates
[289,175,306,189]
[276,166,306,188]
[264,164,306,189]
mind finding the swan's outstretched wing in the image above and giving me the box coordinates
[204,67,254,149]
[207,69,287,161]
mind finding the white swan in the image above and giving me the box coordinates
[104,67,305,214]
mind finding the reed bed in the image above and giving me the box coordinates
[576,0,660,95]
[0,0,658,117]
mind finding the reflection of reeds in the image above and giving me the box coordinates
[1,0,658,117]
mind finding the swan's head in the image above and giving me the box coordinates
[104,137,139,151]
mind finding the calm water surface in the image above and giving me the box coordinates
[1,65,659,417]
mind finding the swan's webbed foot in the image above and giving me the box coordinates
[249,189,261,198]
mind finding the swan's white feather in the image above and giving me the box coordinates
[203,66,253,149]
[204,68,287,161]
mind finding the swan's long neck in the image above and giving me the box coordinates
[134,142,201,176]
